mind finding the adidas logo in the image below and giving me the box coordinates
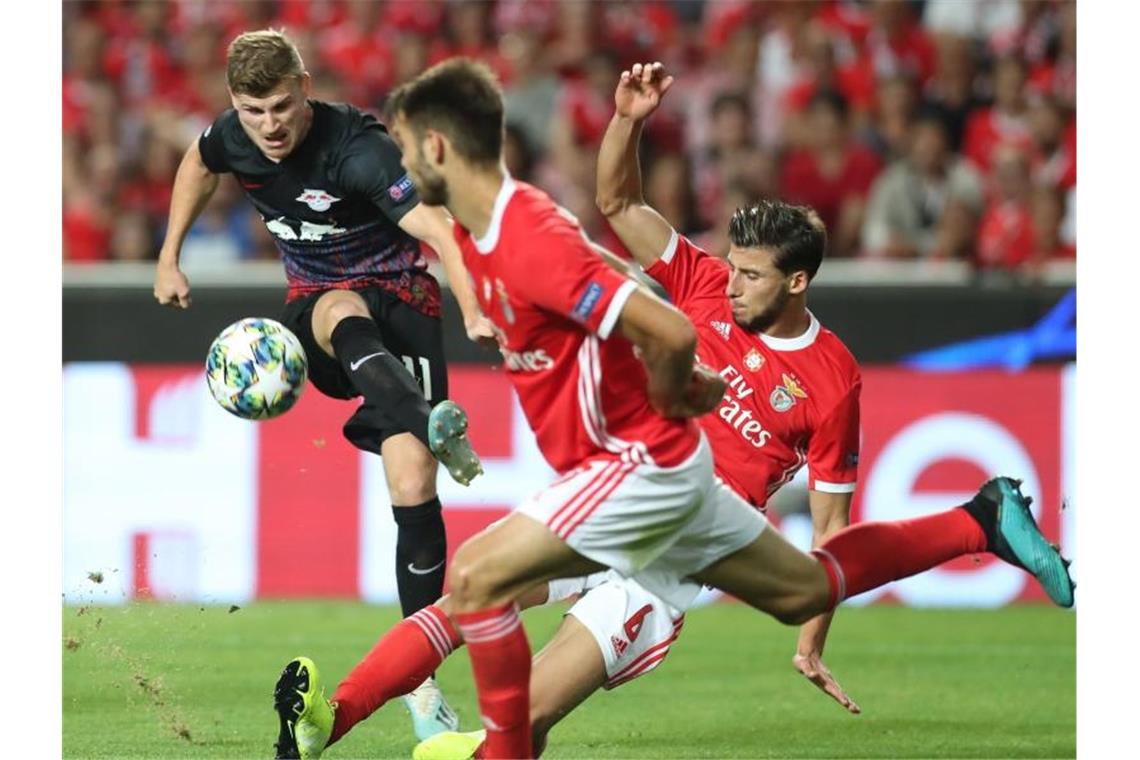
[710,320,732,340]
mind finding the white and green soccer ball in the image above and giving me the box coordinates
[206,318,308,420]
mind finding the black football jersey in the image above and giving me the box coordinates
[198,100,440,315]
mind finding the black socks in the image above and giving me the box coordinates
[393,498,448,618]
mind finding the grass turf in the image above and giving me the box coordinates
[63,602,1074,759]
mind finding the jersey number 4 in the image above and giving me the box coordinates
[624,604,653,643]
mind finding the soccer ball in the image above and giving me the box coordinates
[206,318,308,420]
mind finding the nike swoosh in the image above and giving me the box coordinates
[349,352,385,371]
[407,559,445,576]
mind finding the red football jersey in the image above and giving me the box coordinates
[455,179,701,474]
[646,233,862,509]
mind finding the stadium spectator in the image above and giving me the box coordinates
[178,180,256,265]
[779,91,882,257]
[1028,96,1076,191]
[1027,1,1075,111]
[109,209,154,262]
[921,34,983,152]
[678,1,763,153]
[1030,186,1075,266]
[756,1,813,148]
[864,74,918,162]
[781,23,876,150]
[315,1,394,105]
[546,0,600,75]
[499,28,560,154]
[976,146,1035,271]
[862,0,937,86]
[60,0,1076,270]
[102,1,181,108]
[691,179,756,259]
[502,123,537,184]
[862,114,984,259]
[643,151,703,238]
[63,15,115,141]
[439,0,509,83]
[692,92,775,226]
[962,56,1033,173]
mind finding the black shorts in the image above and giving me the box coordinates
[280,287,448,454]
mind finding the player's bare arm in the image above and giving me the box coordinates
[794,489,861,714]
[396,203,496,348]
[154,139,220,309]
[614,289,725,418]
[596,61,677,270]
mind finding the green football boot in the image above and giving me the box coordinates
[273,657,334,759]
[412,730,487,760]
[428,400,483,486]
[973,477,1075,607]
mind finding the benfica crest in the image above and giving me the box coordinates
[769,373,808,412]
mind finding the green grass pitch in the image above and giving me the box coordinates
[63,602,1074,759]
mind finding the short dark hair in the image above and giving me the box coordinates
[388,58,503,166]
[226,29,305,96]
[728,201,827,281]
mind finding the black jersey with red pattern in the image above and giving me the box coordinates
[198,100,440,316]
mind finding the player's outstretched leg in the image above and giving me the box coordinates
[326,604,462,747]
[273,657,334,760]
[808,476,1074,611]
[428,400,484,486]
[967,476,1075,606]
[808,475,1075,610]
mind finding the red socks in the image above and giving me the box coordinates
[329,605,460,744]
[813,506,988,606]
[456,604,533,759]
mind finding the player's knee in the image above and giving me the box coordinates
[312,292,370,351]
[775,583,832,625]
[447,547,498,611]
[387,471,436,506]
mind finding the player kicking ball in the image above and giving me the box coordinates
[273,59,1074,760]
[152,30,493,755]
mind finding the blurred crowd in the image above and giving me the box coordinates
[63,0,1076,275]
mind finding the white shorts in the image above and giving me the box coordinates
[547,570,692,690]
[519,435,767,608]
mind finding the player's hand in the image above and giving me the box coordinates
[793,653,861,715]
[675,362,726,417]
[465,314,499,351]
[154,261,192,309]
[615,62,674,121]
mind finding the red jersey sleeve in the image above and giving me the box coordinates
[644,231,729,310]
[807,380,861,493]
[519,213,640,340]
